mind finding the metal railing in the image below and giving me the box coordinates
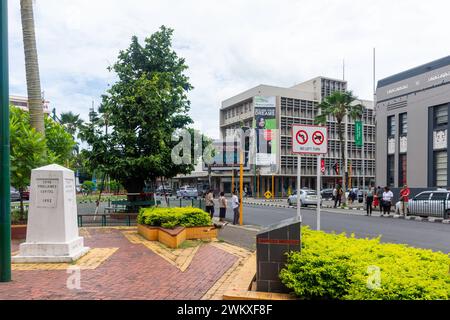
[77,213,138,227]
[162,198,206,211]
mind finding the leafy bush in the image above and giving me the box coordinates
[137,207,212,229]
[81,181,95,195]
[280,227,450,300]
[11,209,28,224]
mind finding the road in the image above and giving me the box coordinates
[225,204,450,253]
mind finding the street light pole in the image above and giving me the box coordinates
[0,0,12,282]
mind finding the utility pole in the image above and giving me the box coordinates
[0,0,11,282]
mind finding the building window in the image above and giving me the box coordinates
[435,105,448,127]
[387,155,395,187]
[399,154,407,186]
[435,151,447,188]
[399,113,407,135]
[387,115,396,137]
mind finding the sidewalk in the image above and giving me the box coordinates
[4,227,256,300]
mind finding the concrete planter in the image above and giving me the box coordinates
[11,224,27,240]
[138,224,217,249]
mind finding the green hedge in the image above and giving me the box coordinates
[280,227,450,300]
[137,207,212,229]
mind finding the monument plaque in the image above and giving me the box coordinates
[12,164,89,263]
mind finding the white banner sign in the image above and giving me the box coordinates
[292,125,328,155]
[433,129,447,150]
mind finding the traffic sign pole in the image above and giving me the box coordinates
[297,155,301,222]
[316,154,321,231]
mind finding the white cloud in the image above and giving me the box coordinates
[8,0,450,139]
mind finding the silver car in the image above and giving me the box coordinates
[176,186,198,199]
[11,187,21,202]
[408,190,450,218]
[288,189,322,207]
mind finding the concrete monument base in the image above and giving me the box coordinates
[13,237,90,263]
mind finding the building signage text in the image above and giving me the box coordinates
[35,178,59,208]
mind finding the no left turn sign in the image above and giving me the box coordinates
[292,125,328,155]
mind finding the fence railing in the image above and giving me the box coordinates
[77,213,138,227]
[160,198,206,211]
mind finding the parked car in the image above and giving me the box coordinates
[288,189,322,207]
[321,188,334,200]
[176,186,198,199]
[10,187,20,202]
[408,190,450,217]
[156,185,172,196]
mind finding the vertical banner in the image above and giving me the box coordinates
[355,120,363,147]
[254,96,276,168]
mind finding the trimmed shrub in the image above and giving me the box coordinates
[279,227,450,300]
[137,207,212,229]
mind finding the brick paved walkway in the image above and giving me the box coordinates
[2,228,243,300]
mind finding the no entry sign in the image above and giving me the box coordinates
[292,125,328,155]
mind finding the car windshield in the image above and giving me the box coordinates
[306,191,316,195]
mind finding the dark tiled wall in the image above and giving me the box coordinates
[256,219,301,293]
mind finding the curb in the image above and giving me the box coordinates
[243,201,450,224]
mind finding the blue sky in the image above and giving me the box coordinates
[8,0,450,138]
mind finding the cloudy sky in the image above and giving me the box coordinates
[8,0,450,138]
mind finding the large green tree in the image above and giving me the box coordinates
[315,91,363,205]
[80,26,197,193]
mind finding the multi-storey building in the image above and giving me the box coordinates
[218,76,375,197]
[10,95,50,114]
[376,55,450,191]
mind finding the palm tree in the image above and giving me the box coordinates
[60,112,83,138]
[20,0,45,135]
[315,91,363,205]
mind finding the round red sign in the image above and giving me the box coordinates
[296,130,308,145]
[312,131,325,146]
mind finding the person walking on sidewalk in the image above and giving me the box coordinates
[376,186,384,213]
[205,190,215,218]
[366,186,374,216]
[399,184,410,216]
[218,192,227,222]
[231,191,240,225]
[334,185,343,208]
[382,186,394,216]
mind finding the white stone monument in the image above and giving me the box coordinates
[13,164,89,263]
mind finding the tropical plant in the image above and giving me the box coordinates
[10,107,47,215]
[20,0,45,135]
[315,91,363,204]
[60,111,83,138]
[138,207,212,229]
[280,227,450,300]
[10,106,77,215]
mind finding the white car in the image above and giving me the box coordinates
[288,189,322,207]
[407,190,450,218]
[176,186,198,199]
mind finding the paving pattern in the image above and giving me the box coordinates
[2,227,244,300]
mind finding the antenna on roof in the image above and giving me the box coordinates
[342,59,345,81]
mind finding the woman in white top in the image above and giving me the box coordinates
[218,192,227,222]
[382,186,394,216]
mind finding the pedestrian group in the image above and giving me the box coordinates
[203,190,240,225]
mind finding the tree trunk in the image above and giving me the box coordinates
[19,187,25,219]
[20,0,45,135]
[338,120,347,205]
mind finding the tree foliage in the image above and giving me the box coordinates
[315,91,363,203]
[10,106,75,214]
[79,26,201,193]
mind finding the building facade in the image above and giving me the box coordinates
[376,56,450,189]
[217,76,375,197]
[10,95,50,114]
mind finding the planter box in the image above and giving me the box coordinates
[11,225,27,240]
[158,227,186,249]
[137,224,158,241]
[137,224,217,249]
